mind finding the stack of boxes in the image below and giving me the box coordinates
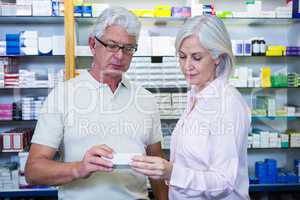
[248,132,289,149]
[39,36,52,56]
[286,47,300,56]
[288,73,300,88]
[171,7,191,18]
[6,34,20,56]
[48,69,64,88]
[0,104,13,121]
[248,131,300,148]
[33,97,45,120]
[16,0,32,16]
[32,0,52,16]
[255,159,278,184]
[252,95,300,117]
[172,93,186,118]
[290,132,300,148]
[253,159,299,184]
[266,46,286,56]
[154,93,172,119]
[21,97,35,120]
[0,31,65,56]
[217,0,292,19]
[261,67,272,88]
[0,58,6,87]
[229,66,296,88]
[19,69,36,87]
[1,128,34,152]
[231,40,252,56]
[127,57,186,88]
[74,1,93,17]
[18,152,29,188]
[153,93,187,119]
[20,31,38,56]
[0,0,64,16]
[0,166,19,190]
[21,97,45,120]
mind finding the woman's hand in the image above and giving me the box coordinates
[130,155,173,180]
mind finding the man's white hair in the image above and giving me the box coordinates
[91,6,141,41]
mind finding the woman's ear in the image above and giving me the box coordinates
[88,36,96,56]
[214,54,224,65]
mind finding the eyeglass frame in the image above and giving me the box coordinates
[94,36,138,55]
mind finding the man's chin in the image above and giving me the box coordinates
[103,69,123,78]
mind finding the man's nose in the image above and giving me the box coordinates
[114,48,124,60]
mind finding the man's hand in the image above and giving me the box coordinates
[75,144,114,179]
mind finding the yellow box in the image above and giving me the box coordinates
[266,50,283,56]
[267,45,286,51]
[154,5,171,17]
[261,67,271,87]
[131,9,154,17]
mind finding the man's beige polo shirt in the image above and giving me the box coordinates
[31,70,163,200]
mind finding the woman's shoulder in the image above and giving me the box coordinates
[222,83,249,111]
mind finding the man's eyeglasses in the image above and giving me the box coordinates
[94,37,138,55]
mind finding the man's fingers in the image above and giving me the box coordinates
[89,147,113,159]
[86,163,113,173]
[88,156,113,168]
[99,144,114,153]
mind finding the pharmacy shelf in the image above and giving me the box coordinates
[248,147,300,150]
[146,87,188,93]
[252,116,299,120]
[221,17,300,25]
[75,16,300,25]
[0,188,58,198]
[0,87,52,89]
[0,55,64,57]
[1,184,300,197]
[162,147,300,150]
[161,116,300,122]
[249,183,300,192]
[235,55,300,57]
[0,120,37,125]
[76,52,300,58]
[1,149,25,153]
[0,16,64,24]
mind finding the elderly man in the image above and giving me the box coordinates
[25,6,168,200]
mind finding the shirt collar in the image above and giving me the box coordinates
[83,70,131,89]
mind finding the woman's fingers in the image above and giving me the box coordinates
[131,167,162,177]
[130,160,158,170]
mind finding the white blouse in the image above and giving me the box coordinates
[169,78,251,200]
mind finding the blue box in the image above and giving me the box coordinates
[6,34,20,41]
[277,173,287,183]
[6,47,20,55]
[286,172,298,183]
[74,5,83,17]
[6,41,20,47]
[82,5,92,17]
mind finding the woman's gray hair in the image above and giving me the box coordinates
[175,15,234,80]
[91,6,141,41]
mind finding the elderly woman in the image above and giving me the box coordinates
[130,15,251,200]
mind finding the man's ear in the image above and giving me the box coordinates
[88,36,96,56]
